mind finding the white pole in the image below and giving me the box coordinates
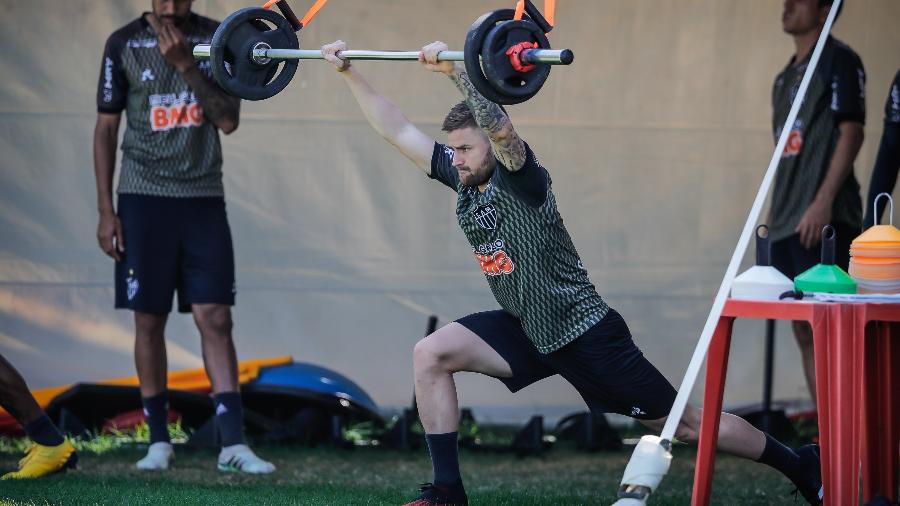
[658,0,842,444]
[612,3,844,503]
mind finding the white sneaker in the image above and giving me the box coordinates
[217,444,275,474]
[136,442,174,470]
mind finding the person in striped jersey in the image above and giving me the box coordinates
[769,0,864,406]
[93,0,273,474]
[863,69,900,227]
[322,39,823,505]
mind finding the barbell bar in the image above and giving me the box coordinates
[192,45,574,66]
[196,7,572,103]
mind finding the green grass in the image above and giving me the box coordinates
[0,439,805,505]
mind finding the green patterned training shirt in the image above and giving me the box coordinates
[97,13,227,198]
[769,37,865,241]
[430,142,609,353]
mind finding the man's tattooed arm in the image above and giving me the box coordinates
[448,64,527,172]
[180,66,241,134]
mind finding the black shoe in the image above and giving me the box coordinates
[402,480,468,506]
[791,444,823,505]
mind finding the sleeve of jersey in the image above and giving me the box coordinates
[864,123,900,228]
[829,48,866,124]
[497,142,549,207]
[428,142,461,191]
[885,70,900,126]
[96,33,129,113]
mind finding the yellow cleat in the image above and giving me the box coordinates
[2,439,77,479]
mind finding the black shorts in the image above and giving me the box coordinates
[771,223,859,279]
[457,309,677,420]
[115,194,235,314]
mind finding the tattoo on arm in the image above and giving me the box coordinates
[181,67,240,130]
[449,69,526,171]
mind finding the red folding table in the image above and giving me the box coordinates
[691,298,900,505]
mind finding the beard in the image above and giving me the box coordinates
[458,149,495,187]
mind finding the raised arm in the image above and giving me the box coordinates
[322,41,435,174]
[419,42,527,172]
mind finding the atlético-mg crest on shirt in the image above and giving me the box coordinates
[473,203,499,230]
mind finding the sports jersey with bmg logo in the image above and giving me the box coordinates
[97,13,226,198]
[430,142,609,353]
[769,37,864,241]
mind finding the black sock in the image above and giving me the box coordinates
[24,414,64,446]
[756,433,800,481]
[425,432,462,486]
[142,391,170,444]
[213,392,245,447]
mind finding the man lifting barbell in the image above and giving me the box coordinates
[319,39,826,506]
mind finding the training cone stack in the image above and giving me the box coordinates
[849,193,900,293]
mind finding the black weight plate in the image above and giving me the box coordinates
[464,9,523,105]
[481,19,551,100]
[209,7,299,101]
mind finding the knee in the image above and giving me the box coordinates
[413,337,452,375]
[135,313,167,342]
[194,306,233,339]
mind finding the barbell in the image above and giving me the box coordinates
[192,5,574,104]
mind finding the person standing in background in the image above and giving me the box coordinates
[864,69,900,227]
[93,0,273,474]
[768,0,865,403]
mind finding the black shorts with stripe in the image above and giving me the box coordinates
[457,308,677,420]
[115,194,235,314]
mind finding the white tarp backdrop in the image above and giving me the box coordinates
[0,0,898,421]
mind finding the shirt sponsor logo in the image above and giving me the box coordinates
[129,36,207,49]
[475,250,515,276]
[149,92,204,131]
[473,203,498,230]
[128,38,158,48]
[857,68,866,99]
[779,119,804,158]
[473,239,515,276]
[891,84,900,121]
[102,57,114,102]
[831,79,840,111]
[831,68,866,112]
